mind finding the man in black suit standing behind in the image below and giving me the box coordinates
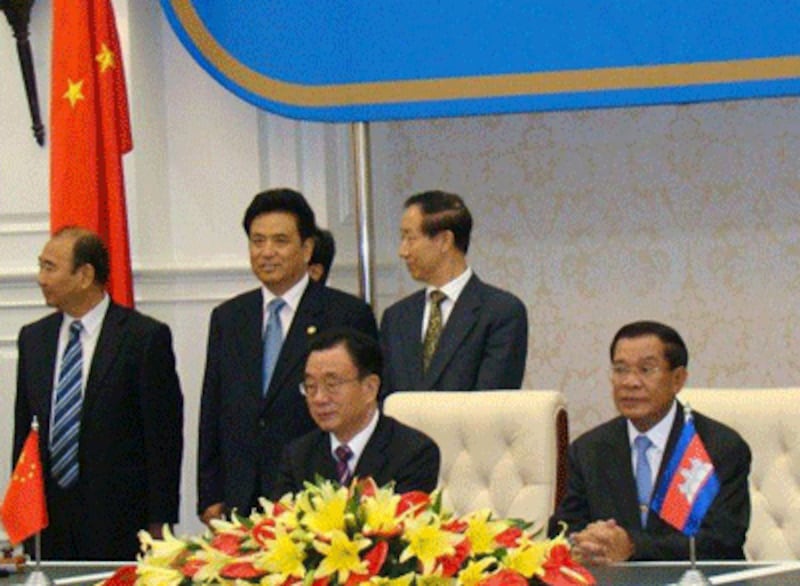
[273,328,439,498]
[380,190,528,395]
[198,189,378,524]
[13,227,183,560]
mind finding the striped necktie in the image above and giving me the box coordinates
[335,444,353,486]
[51,320,84,489]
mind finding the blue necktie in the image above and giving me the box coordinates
[262,298,286,396]
[51,320,84,489]
[634,434,653,527]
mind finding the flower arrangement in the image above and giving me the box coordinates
[123,478,594,586]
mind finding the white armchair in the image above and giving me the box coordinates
[679,388,800,560]
[383,390,568,527]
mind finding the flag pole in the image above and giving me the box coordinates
[677,404,710,586]
[24,418,52,586]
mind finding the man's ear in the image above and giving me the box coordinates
[301,237,314,264]
[673,366,689,395]
[78,263,96,288]
[363,373,381,400]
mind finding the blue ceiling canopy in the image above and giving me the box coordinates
[161,1,800,121]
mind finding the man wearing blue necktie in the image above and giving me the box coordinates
[198,189,378,525]
[548,321,751,564]
[13,227,183,560]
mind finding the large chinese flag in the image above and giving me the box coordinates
[0,429,48,545]
[50,0,134,307]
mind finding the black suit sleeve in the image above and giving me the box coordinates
[197,307,224,514]
[548,441,592,536]
[138,322,184,524]
[392,434,440,494]
[272,443,302,501]
[474,294,528,390]
[13,326,34,468]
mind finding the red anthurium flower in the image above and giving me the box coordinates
[103,565,137,586]
[478,569,529,586]
[220,561,265,579]
[364,540,389,574]
[313,575,331,586]
[437,537,471,577]
[344,540,389,586]
[539,544,596,585]
[441,519,468,533]
[252,518,276,546]
[396,491,430,516]
[210,533,242,555]
[180,559,207,578]
[494,527,523,548]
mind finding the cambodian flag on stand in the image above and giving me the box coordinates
[650,410,720,536]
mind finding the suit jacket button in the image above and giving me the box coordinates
[258,418,266,428]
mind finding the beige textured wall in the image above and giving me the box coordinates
[370,97,800,437]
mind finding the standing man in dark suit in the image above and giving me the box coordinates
[549,321,751,563]
[273,328,439,498]
[198,189,378,524]
[380,190,528,395]
[13,227,183,560]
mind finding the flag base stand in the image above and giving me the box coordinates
[678,569,711,585]
[24,570,54,586]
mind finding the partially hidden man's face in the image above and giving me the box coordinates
[37,235,88,313]
[611,334,687,432]
[303,344,378,443]
[248,212,313,296]
[398,204,446,284]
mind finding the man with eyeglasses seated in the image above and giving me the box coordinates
[549,321,751,564]
[271,327,440,498]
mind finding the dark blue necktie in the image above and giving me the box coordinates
[262,298,286,396]
[51,320,84,489]
[634,434,653,527]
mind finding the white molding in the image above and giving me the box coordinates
[0,213,49,234]
[0,261,399,307]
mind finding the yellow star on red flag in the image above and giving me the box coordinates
[63,78,85,108]
[96,42,115,73]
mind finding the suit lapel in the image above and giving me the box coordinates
[83,303,126,418]
[397,292,426,388]
[601,418,641,528]
[264,282,322,409]
[423,275,481,387]
[34,314,63,440]
[354,415,389,480]
[236,291,265,400]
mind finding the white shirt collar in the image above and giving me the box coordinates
[63,293,110,338]
[426,266,472,304]
[330,408,380,473]
[262,273,309,313]
[627,399,677,453]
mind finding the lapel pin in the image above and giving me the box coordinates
[307,325,318,335]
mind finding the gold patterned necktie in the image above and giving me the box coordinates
[423,290,446,372]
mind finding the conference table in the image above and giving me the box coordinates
[2,561,800,585]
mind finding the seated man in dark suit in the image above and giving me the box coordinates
[549,321,751,564]
[273,327,440,498]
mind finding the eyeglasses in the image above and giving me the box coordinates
[609,364,665,381]
[299,376,362,398]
